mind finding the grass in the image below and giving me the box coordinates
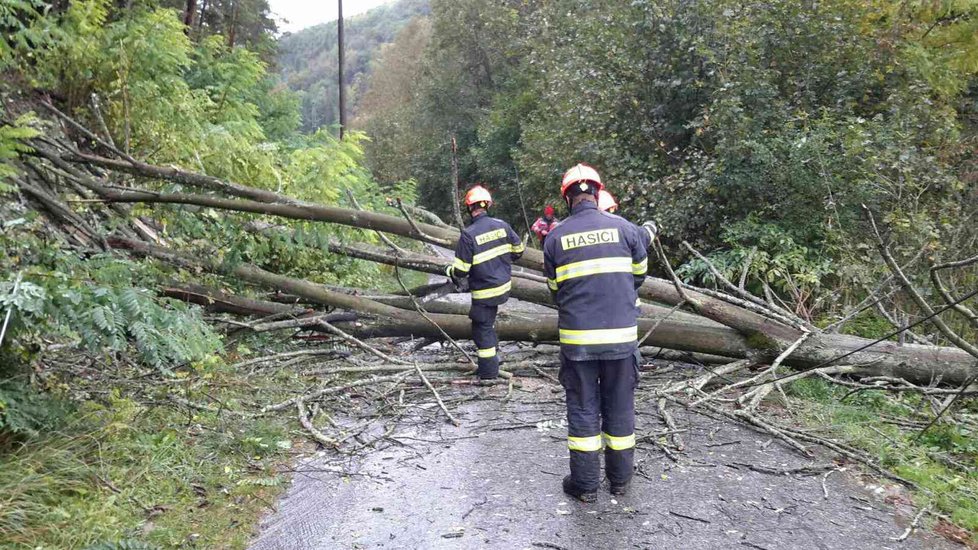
[784,377,978,534]
[0,357,307,550]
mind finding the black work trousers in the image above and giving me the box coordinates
[559,353,639,491]
[469,302,500,379]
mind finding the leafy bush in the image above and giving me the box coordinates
[676,216,834,319]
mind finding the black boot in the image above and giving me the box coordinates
[609,480,630,496]
[562,475,597,503]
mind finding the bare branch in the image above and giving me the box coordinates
[864,205,978,359]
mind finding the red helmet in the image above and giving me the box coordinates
[544,205,555,216]
[464,185,493,207]
[560,163,604,197]
[598,190,618,212]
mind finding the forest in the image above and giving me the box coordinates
[276,0,429,132]
[1,0,977,548]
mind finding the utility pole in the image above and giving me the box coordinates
[337,0,346,139]
[449,134,465,229]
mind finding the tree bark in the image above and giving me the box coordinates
[47,151,977,386]
[449,134,464,229]
[162,283,310,316]
[183,0,197,32]
[109,236,978,386]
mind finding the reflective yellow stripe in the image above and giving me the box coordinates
[559,326,638,346]
[632,258,648,275]
[547,278,558,291]
[511,242,525,254]
[452,257,471,272]
[602,432,636,450]
[567,435,603,452]
[554,256,632,283]
[476,347,496,358]
[472,244,512,265]
[471,281,511,300]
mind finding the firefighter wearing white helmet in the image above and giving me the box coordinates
[544,163,656,502]
[598,189,619,213]
[445,185,525,379]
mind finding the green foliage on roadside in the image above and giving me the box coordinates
[0,0,56,71]
[786,377,978,531]
[0,237,222,374]
[0,114,41,192]
[0,375,70,440]
[0,366,300,549]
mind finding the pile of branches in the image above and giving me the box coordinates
[7,102,978,479]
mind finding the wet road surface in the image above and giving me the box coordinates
[250,376,956,550]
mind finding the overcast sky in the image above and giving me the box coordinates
[269,0,394,34]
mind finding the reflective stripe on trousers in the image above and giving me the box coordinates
[469,303,499,378]
[559,354,638,490]
[567,434,602,452]
[471,281,511,300]
[566,433,636,452]
[602,432,636,450]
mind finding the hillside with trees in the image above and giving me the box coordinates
[275,0,430,132]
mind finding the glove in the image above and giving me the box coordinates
[642,220,659,240]
[445,264,463,288]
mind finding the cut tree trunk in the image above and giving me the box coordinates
[45,150,977,385]
[109,236,978,386]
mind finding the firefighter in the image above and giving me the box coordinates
[445,185,525,379]
[531,205,560,244]
[597,189,618,214]
[543,163,656,502]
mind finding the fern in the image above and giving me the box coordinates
[2,270,221,372]
[0,377,69,438]
[0,114,41,192]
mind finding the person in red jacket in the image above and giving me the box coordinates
[531,205,560,244]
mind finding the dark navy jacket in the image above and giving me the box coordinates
[451,212,525,306]
[543,201,651,360]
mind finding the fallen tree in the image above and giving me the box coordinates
[12,124,976,387]
[105,234,978,386]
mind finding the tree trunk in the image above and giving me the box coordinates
[48,150,978,386]
[109,236,978,386]
[183,0,197,32]
[449,134,464,229]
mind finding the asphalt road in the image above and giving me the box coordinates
[250,379,956,550]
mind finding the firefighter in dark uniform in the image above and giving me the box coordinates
[445,185,525,379]
[543,163,656,502]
